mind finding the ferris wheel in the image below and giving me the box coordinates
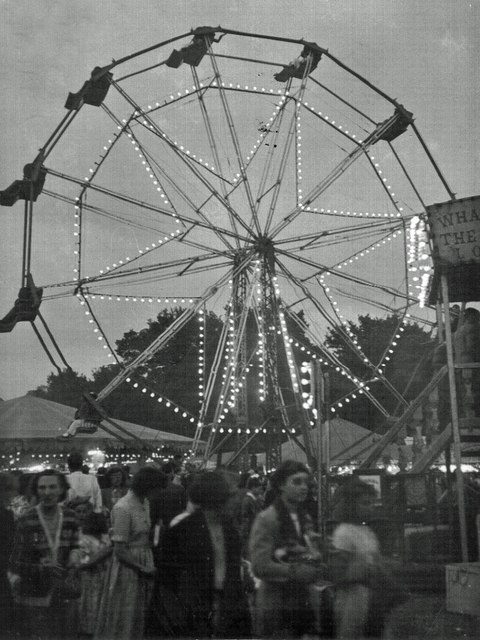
[0,26,455,466]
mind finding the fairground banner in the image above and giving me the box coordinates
[427,195,480,266]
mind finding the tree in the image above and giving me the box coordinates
[325,314,436,431]
[29,305,322,439]
[32,368,92,407]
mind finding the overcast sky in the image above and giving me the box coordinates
[0,0,478,401]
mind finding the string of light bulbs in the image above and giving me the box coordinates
[77,292,200,425]
[408,215,432,307]
[81,293,199,305]
[123,376,196,424]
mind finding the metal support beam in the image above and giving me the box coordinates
[441,274,469,562]
[359,365,448,468]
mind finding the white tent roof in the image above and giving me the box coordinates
[253,417,391,466]
[0,394,196,452]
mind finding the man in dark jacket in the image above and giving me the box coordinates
[149,462,187,555]
[147,470,250,638]
[239,476,264,556]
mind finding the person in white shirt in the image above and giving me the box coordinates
[331,477,408,639]
[66,452,102,513]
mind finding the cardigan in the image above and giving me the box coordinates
[10,505,79,598]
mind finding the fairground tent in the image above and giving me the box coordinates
[0,395,198,464]
[252,417,398,468]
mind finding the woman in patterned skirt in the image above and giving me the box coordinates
[94,467,166,639]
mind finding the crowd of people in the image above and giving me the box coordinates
[0,454,409,639]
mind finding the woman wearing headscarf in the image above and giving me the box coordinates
[249,460,323,638]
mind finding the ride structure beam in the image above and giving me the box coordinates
[201,258,257,464]
[206,41,261,237]
[191,67,241,248]
[358,365,448,468]
[256,239,289,468]
[269,109,411,240]
[275,258,392,417]
[192,312,231,457]
[231,259,250,469]
[110,80,256,242]
[96,254,253,402]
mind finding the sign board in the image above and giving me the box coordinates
[427,195,480,266]
[427,195,480,303]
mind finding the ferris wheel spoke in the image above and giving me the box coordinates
[276,259,393,416]
[76,251,232,288]
[43,189,170,235]
[269,145,366,239]
[190,68,242,247]
[111,80,256,242]
[262,86,298,235]
[275,218,404,250]
[290,275,411,410]
[327,286,435,328]
[132,109,232,186]
[124,119,238,253]
[41,255,245,294]
[253,80,293,233]
[96,251,255,401]
[46,185,248,271]
[264,60,316,235]
[284,307,392,417]
[45,167,250,246]
[286,227,403,254]
[75,261,234,294]
[205,44,261,235]
[269,112,407,240]
[276,247,411,302]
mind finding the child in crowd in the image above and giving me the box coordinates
[69,495,94,531]
[75,512,112,636]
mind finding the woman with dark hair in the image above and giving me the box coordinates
[10,469,80,637]
[149,470,251,638]
[249,460,323,638]
[331,477,407,639]
[101,465,129,512]
[94,466,167,639]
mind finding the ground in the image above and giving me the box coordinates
[389,594,478,640]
